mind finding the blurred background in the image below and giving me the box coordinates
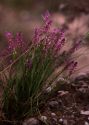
[0,0,89,74]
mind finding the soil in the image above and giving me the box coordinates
[39,73,89,125]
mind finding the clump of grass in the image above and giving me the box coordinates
[0,11,81,120]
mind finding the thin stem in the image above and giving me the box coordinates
[30,97,33,115]
[71,48,89,60]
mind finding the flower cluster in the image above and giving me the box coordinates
[5,32,25,53]
[33,11,66,57]
[32,11,80,76]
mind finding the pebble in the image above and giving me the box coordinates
[57,77,65,82]
[48,101,59,109]
[46,87,52,93]
[81,110,89,115]
[74,73,88,81]
[52,117,57,122]
[59,118,68,125]
[40,116,47,122]
[58,90,69,96]
[63,119,68,125]
[51,112,56,117]
[78,88,87,93]
[23,118,40,125]
[85,121,89,125]
[59,118,63,123]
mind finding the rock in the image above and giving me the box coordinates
[80,110,89,115]
[57,77,65,82]
[52,117,57,124]
[74,73,88,81]
[63,119,68,125]
[40,116,47,123]
[23,118,40,125]
[57,77,70,84]
[51,112,56,117]
[59,118,63,123]
[59,118,68,125]
[46,87,52,93]
[85,121,89,125]
[48,101,59,109]
[58,90,69,96]
[78,88,87,93]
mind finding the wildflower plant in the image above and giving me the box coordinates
[0,11,81,120]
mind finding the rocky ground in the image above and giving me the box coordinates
[22,73,89,125]
[1,73,89,125]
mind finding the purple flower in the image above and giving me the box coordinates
[42,11,52,29]
[42,11,50,22]
[42,10,52,32]
[5,32,27,54]
[33,11,52,45]
[5,32,15,52]
[54,37,65,54]
[32,11,67,60]
[33,28,43,45]
[15,32,23,47]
